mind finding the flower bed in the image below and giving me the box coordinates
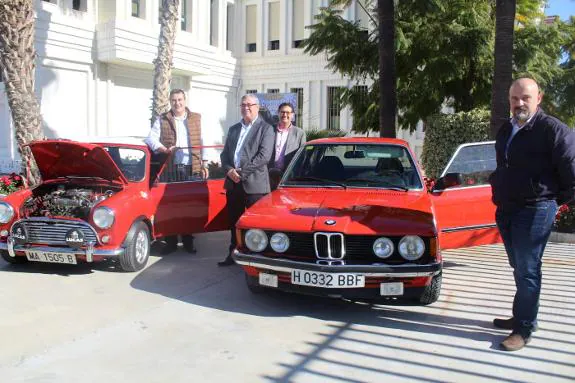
[554,204,575,233]
[0,173,24,196]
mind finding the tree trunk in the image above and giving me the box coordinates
[378,0,396,138]
[151,0,180,126]
[490,0,516,138]
[0,0,44,185]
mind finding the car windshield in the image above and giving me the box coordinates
[103,146,146,182]
[282,143,423,190]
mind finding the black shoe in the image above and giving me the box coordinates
[493,317,538,332]
[183,242,197,254]
[217,256,235,267]
[161,244,178,255]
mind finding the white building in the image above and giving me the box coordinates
[0,0,423,172]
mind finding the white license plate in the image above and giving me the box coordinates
[259,273,278,288]
[25,250,77,265]
[291,270,365,288]
[380,282,404,296]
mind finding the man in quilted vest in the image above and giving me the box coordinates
[145,89,207,254]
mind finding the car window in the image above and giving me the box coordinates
[283,143,423,190]
[104,147,146,182]
[442,142,496,187]
[157,146,226,183]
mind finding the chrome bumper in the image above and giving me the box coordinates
[1,236,125,262]
[232,250,441,277]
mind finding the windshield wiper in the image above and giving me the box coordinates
[344,178,408,191]
[286,176,347,189]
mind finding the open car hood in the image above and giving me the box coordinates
[28,140,128,185]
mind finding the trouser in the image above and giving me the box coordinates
[226,182,266,255]
[495,200,557,338]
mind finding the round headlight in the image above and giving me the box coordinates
[245,229,268,252]
[373,237,394,259]
[93,207,115,229]
[398,235,425,261]
[270,232,290,253]
[0,202,15,224]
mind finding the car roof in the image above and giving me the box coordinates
[306,137,410,146]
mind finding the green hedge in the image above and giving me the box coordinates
[421,109,491,179]
[305,128,347,141]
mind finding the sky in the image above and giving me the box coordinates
[545,0,574,20]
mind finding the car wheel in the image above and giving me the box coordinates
[245,273,266,294]
[0,250,28,264]
[118,222,150,272]
[418,273,442,305]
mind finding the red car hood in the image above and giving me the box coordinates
[28,140,128,185]
[239,188,437,236]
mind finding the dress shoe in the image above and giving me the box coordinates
[217,256,235,267]
[161,244,178,255]
[500,333,531,351]
[183,242,197,254]
[493,317,538,332]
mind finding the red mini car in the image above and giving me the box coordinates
[232,138,500,304]
[0,138,229,271]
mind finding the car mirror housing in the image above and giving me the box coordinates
[432,172,463,191]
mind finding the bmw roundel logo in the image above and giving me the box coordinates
[65,229,85,248]
[325,219,336,226]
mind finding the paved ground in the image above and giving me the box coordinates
[0,232,574,383]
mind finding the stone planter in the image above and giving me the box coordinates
[549,231,575,244]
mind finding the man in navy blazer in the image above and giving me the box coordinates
[218,94,275,266]
[268,102,306,190]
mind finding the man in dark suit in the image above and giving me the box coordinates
[268,102,307,190]
[218,94,275,266]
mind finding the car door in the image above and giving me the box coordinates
[430,141,502,249]
[150,145,228,238]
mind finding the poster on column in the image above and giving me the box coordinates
[254,93,297,127]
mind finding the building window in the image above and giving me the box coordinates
[210,0,218,46]
[246,5,257,53]
[246,89,257,94]
[132,0,143,18]
[181,0,193,31]
[327,86,343,131]
[226,4,234,51]
[72,0,86,11]
[268,2,280,51]
[290,88,304,126]
[267,89,280,94]
[292,0,305,48]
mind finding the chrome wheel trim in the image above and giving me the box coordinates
[134,230,149,263]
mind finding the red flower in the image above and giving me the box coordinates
[2,177,11,186]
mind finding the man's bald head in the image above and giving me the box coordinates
[509,77,542,124]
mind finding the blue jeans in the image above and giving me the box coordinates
[495,200,557,338]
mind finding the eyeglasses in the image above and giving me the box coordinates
[240,103,258,108]
[279,111,293,114]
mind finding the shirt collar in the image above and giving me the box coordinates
[241,116,258,129]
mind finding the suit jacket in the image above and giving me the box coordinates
[269,125,306,173]
[221,118,275,194]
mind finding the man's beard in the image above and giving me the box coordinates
[513,108,530,122]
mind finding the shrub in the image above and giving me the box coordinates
[305,128,347,141]
[0,173,24,196]
[554,204,575,233]
[421,109,490,179]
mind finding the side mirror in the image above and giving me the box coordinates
[432,172,463,191]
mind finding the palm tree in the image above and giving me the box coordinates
[378,0,396,138]
[489,0,517,138]
[0,0,44,184]
[151,0,180,125]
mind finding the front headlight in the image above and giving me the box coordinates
[270,232,290,253]
[0,202,15,224]
[93,207,115,229]
[373,237,394,259]
[398,235,425,261]
[245,229,268,252]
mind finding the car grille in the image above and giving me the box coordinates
[12,218,99,246]
[261,231,431,264]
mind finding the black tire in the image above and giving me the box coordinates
[418,273,442,305]
[118,222,150,272]
[0,250,28,264]
[245,273,266,294]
